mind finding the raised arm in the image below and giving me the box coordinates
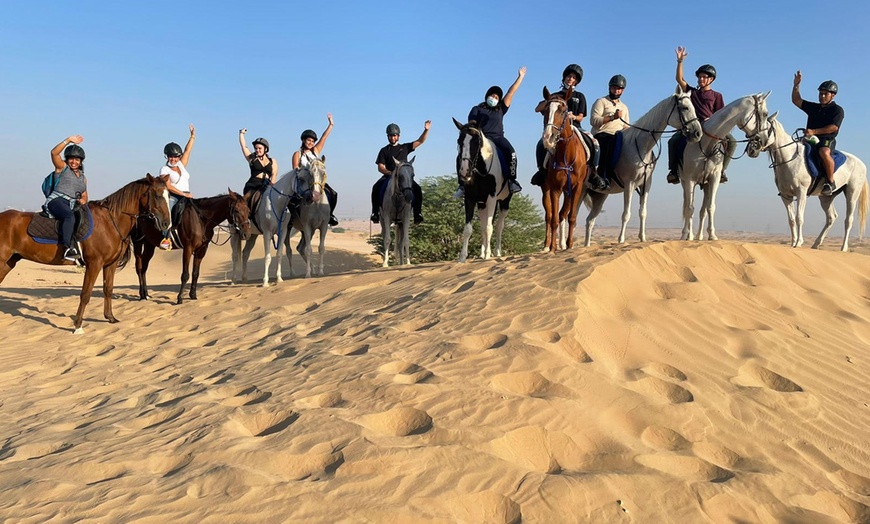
[411,120,431,149]
[503,66,527,108]
[791,70,804,109]
[239,128,252,159]
[181,124,196,166]
[51,135,83,171]
[313,113,334,155]
[675,47,689,92]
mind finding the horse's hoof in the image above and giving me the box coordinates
[73,327,84,335]
[108,318,119,324]
[190,295,198,300]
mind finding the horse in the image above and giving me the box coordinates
[678,92,771,241]
[0,175,171,333]
[453,118,512,262]
[378,157,415,267]
[230,168,296,286]
[581,87,703,247]
[538,86,588,252]
[133,190,250,304]
[286,156,331,278]
[748,112,868,251]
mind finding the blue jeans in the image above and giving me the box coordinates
[47,197,76,247]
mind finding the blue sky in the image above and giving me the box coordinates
[3,0,869,234]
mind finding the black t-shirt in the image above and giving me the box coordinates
[800,100,844,139]
[559,89,587,117]
[468,101,509,138]
[376,142,415,172]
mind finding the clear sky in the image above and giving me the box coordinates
[3,0,869,234]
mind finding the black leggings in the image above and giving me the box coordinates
[47,197,76,247]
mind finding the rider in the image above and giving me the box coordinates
[47,135,88,261]
[590,74,630,187]
[667,47,736,185]
[292,113,339,226]
[458,66,526,198]
[371,121,430,224]
[239,129,278,201]
[531,64,605,190]
[792,72,844,196]
[159,124,196,250]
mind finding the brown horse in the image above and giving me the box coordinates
[538,86,588,251]
[0,175,171,333]
[133,190,250,304]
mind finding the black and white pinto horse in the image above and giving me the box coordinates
[748,112,868,251]
[453,118,512,262]
[286,156,331,277]
[379,157,415,267]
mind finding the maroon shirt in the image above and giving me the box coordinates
[688,86,724,122]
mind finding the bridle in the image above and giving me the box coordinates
[457,127,492,181]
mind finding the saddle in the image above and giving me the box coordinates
[28,205,93,244]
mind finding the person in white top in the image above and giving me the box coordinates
[590,75,630,187]
[158,124,195,249]
[292,114,338,226]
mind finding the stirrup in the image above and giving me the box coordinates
[822,182,835,196]
[667,172,680,184]
[453,187,465,199]
[508,180,522,194]
[370,212,380,223]
[159,238,172,251]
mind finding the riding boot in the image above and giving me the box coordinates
[412,182,424,224]
[507,153,522,194]
[325,183,339,226]
[667,132,682,184]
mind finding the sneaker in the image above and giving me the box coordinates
[159,238,172,251]
[63,246,80,261]
[370,212,380,223]
[508,180,522,194]
[667,171,680,184]
[329,215,339,226]
[590,175,609,192]
[414,214,424,225]
[822,182,835,196]
[453,186,465,199]
[720,172,729,184]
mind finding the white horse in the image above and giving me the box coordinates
[748,112,868,251]
[379,157,415,267]
[453,118,512,262]
[678,92,771,241]
[286,156,331,278]
[230,169,295,286]
[582,87,703,246]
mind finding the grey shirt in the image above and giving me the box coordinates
[53,166,87,199]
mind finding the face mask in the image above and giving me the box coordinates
[486,96,498,108]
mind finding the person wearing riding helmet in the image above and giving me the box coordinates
[531,63,605,190]
[371,120,430,224]
[239,129,278,198]
[792,72,844,196]
[590,74,630,188]
[47,134,88,261]
[667,46,736,185]
[292,113,339,226]
[159,124,196,250]
[458,66,526,198]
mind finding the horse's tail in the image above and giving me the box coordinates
[581,192,593,210]
[116,238,133,270]
[859,179,869,240]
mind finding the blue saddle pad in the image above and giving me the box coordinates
[611,131,624,166]
[28,205,94,244]
[804,146,847,181]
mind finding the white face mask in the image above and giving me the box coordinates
[486,96,499,108]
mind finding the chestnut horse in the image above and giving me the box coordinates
[0,175,171,333]
[538,86,587,251]
[133,190,251,304]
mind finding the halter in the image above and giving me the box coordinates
[543,97,575,145]
[296,163,326,201]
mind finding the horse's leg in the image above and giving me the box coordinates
[548,190,561,252]
[812,195,838,249]
[189,245,208,300]
[564,188,582,250]
[134,241,156,300]
[304,227,314,278]
[242,234,258,283]
[459,200,474,263]
[494,204,508,257]
[73,265,102,334]
[637,187,650,243]
[841,187,857,252]
[700,181,719,241]
[680,181,695,241]
[101,263,120,324]
[583,192,605,247]
[177,245,193,305]
[403,219,411,264]
[619,189,632,244]
[230,232,241,284]
[479,200,496,259]
[381,216,391,267]
[276,219,291,283]
[262,227,273,287]
[318,224,327,275]
[0,253,19,285]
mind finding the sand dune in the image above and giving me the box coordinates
[1,227,869,522]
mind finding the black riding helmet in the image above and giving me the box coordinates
[63,144,85,161]
[164,142,183,157]
[818,80,838,94]
[562,64,584,83]
[609,74,627,88]
[252,137,270,152]
[695,64,717,79]
[301,129,317,141]
[386,123,401,136]
[485,86,503,100]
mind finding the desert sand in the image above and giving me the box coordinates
[1,223,869,523]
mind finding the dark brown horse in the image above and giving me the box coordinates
[0,175,171,333]
[133,190,250,304]
[537,87,588,252]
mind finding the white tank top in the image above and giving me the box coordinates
[160,161,191,192]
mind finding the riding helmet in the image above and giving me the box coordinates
[562,63,584,83]
[485,85,504,100]
[695,64,717,79]
[63,144,86,160]
[818,80,838,94]
[609,74,627,88]
[252,137,270,152]
[163,142,183,157]
[386,123,401,136]
[301,129,318,141]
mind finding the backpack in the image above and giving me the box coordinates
[42,172,59,198]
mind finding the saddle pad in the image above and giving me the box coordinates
[28,206,93,244]
[611,131,624,166]
[804,146,847,181]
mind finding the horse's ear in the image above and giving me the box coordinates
[409,155,415,165]
[761,90,771,100]
[321,155,326,163]
[769,110,779,121]
[543,86,551,100]
[564,86,574,99]
[228,187,235,197]
[453,117,463,131]
[675,85,683,95]
[392,156,400,166]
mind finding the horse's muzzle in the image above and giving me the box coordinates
[402,188,413,203]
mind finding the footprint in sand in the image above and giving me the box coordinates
[241,444,344,481]
[459,333,508,351]
[295,391,343,409]
[642,362,687,382]
[691,441,743,470]
[358,406,432,436]
[229,408,298,437]
[629,376,694,404]
[490,371,572,398]
[640,425,691,451]
[635,454,733,482]
[378,361,433,384]
[734,363,802,392]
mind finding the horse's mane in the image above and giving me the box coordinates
[631,93,680,132]
[91,177,152,212]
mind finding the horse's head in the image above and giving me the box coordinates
[454,117,483,185]
[740,92,772,158]
[297,156,327,203]
[748,111,780,158]
[144,173,172,232]
[392,156,415,204]
[539,86,572,152]
[672,87,703,143]
[227,188,251,239]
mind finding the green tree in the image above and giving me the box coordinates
[369,175,545,263]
